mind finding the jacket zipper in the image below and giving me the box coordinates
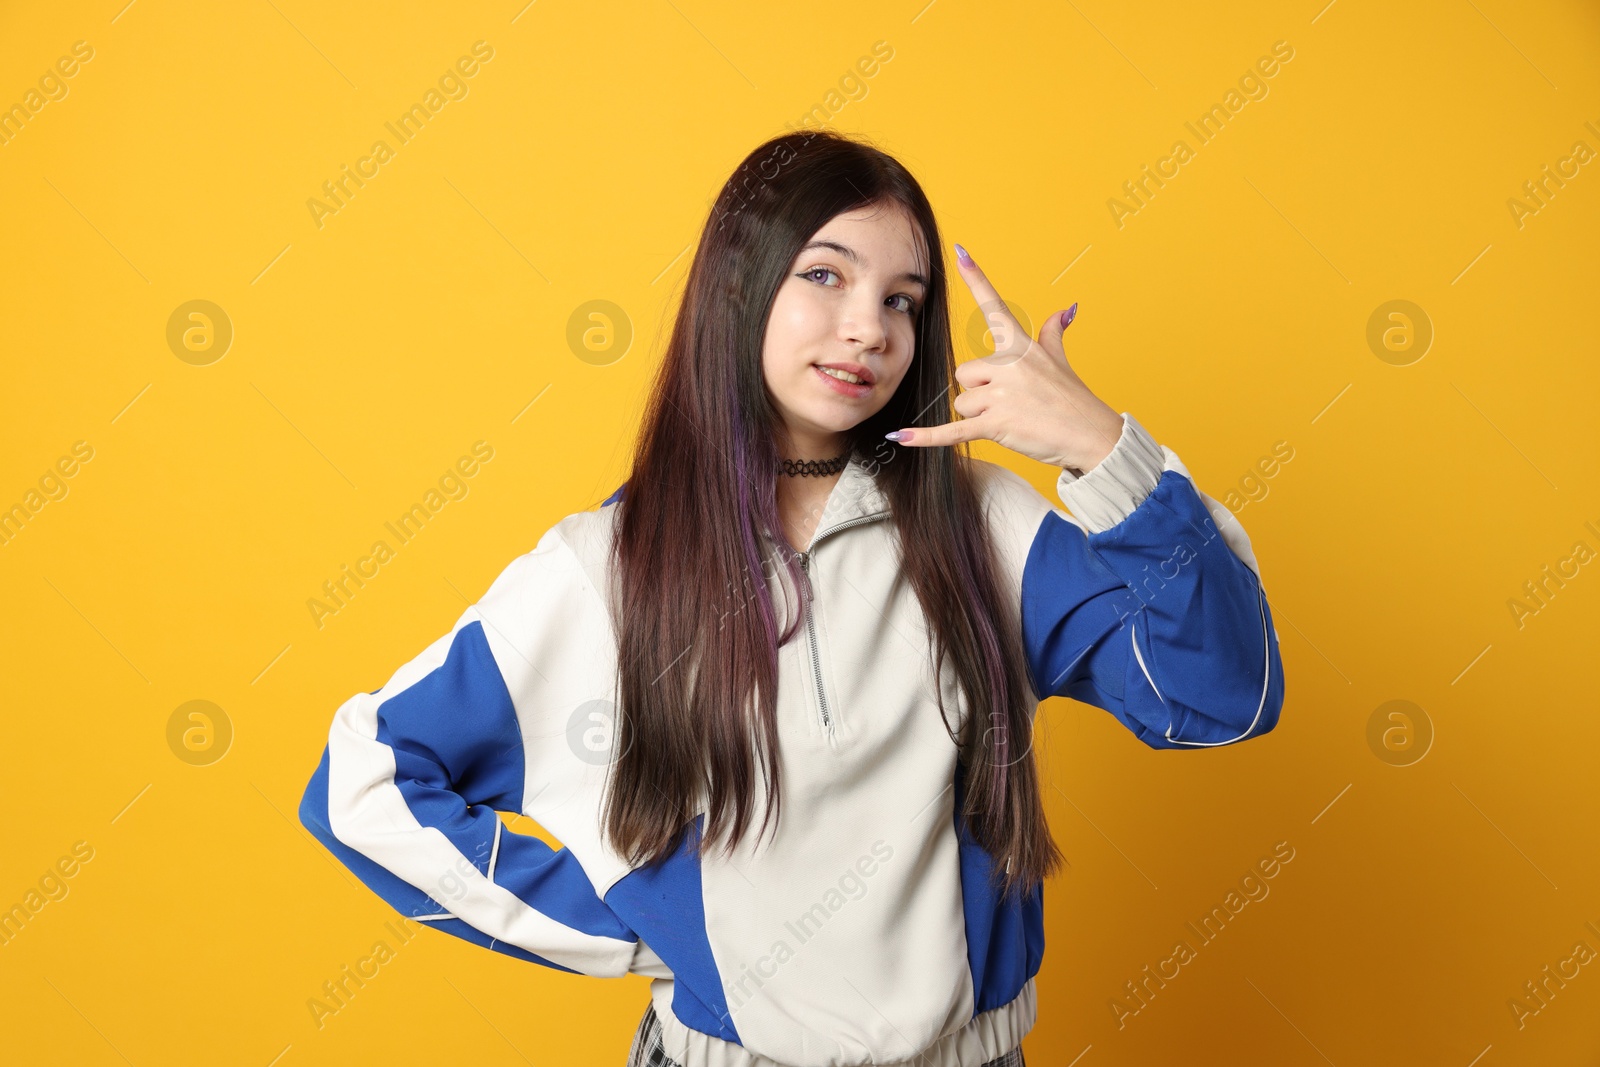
[794,514,885,737]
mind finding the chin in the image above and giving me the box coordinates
[819,398,883,425]
[805,416,859,436]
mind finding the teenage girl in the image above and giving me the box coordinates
[299,129,1285,1067]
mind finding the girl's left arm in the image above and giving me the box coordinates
[887,246,1283,748]
[1009,411,1286,748]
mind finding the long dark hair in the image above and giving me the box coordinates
[601,129,1062,900]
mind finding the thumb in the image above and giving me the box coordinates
[1038,301,1079,360]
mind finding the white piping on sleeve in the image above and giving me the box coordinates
[326,680,638,974]
[1160,584,1272,747]
[488,816,503,883]
[1129,621,1168,708]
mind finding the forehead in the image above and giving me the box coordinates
[804,203,928,274]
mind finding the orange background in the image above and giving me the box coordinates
[2,1,1597,1064]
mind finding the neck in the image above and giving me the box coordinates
[777,428,848,463]
[774,460,844,552]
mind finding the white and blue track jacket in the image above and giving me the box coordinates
[299,412,1285,1067]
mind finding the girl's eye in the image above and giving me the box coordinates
[800,267,841,286]
[799,268,919,316]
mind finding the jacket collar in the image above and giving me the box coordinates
[763,454,893,547]
[815,454,893,534]
[608,456,894,543]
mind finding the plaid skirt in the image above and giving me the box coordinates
[626,1001,1026,1067]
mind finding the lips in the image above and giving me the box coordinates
[813,362,875,385]
[812,364,874,398]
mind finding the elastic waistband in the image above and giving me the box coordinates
[647,976,1036,1067]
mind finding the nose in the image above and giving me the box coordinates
[838,295,890,354]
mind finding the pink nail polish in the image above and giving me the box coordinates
[1061,303,1078,329]
[953,243,972,265]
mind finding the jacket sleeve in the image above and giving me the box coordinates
[297,515,652,976]
[1015,412,1285,748]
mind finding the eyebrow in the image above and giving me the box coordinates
[799,240,929,290]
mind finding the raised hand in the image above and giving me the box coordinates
[885,243,1126,474]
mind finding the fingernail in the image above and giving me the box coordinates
[953,243,972,266]
[885,430,912,441]
[1061,303,1078,329]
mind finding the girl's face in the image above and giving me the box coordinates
[761,201,928,455]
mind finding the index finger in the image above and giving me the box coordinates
[953,244,1027,361]
[887,410,991,448]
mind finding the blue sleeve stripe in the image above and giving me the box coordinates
[1145,581,1275,746]
[952,758,1045,1015]
[306,610,639,975]
[299,745,463,922]
[373,621,637,936]
[299,747,581,972]
[1019,510,1144,701]
[604,816,743,1044]
[1021,469,1284,749]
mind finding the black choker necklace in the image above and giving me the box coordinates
[777,451,850,477]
